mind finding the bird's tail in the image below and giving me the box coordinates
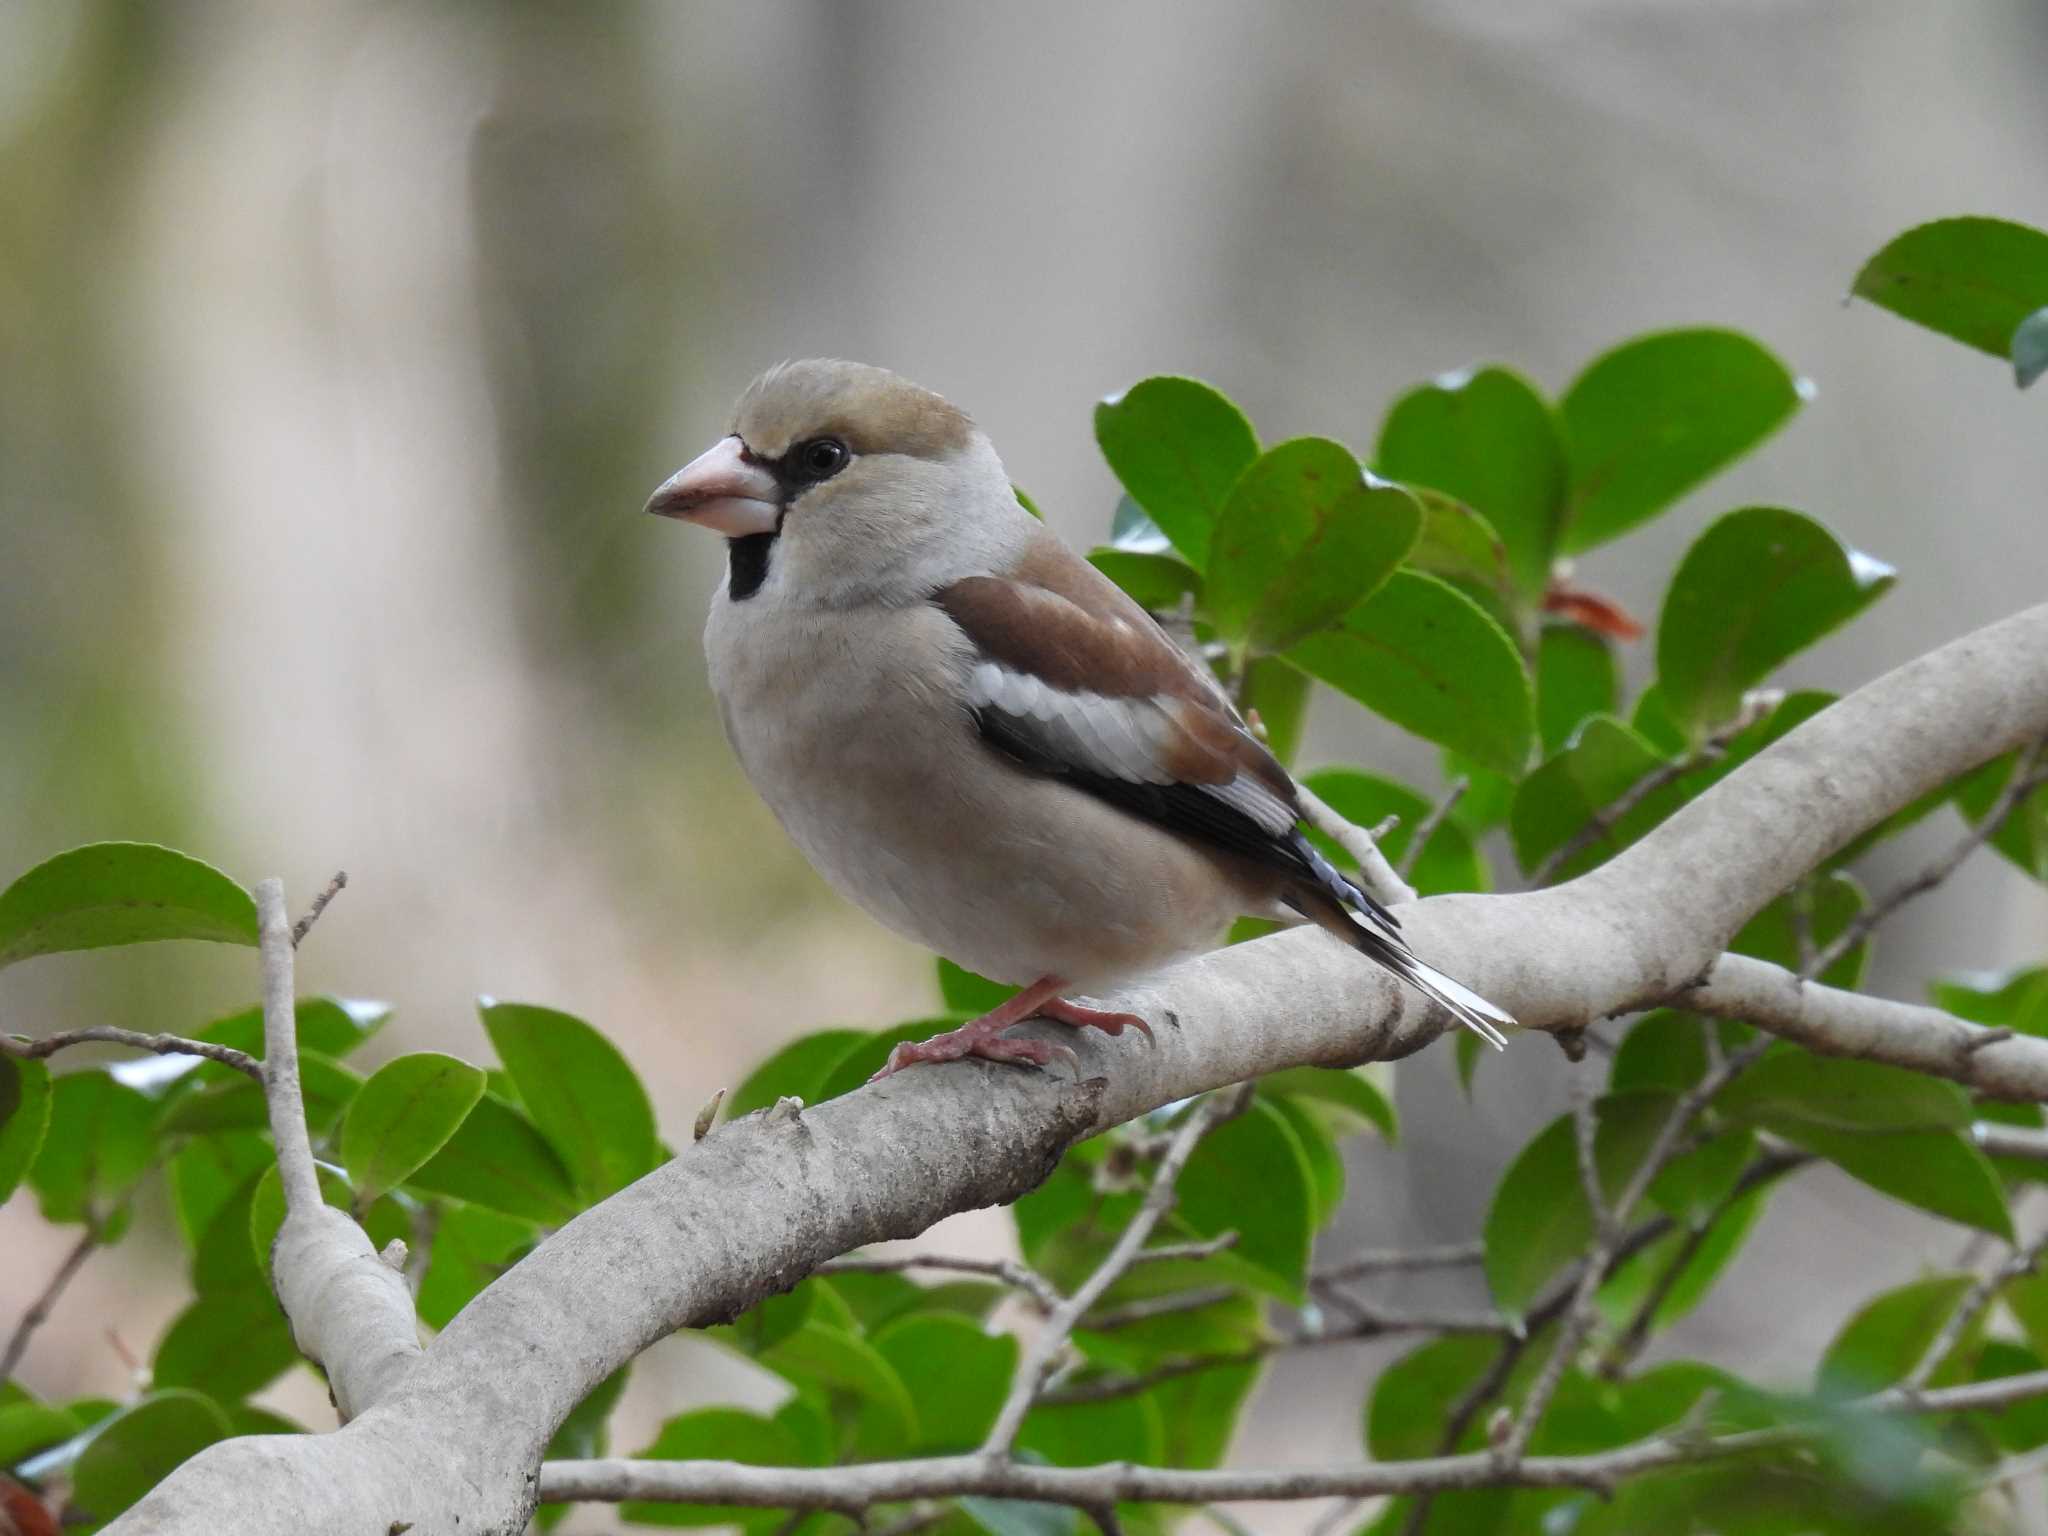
[1284,849,1515,1050]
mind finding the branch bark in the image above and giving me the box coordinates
[107,603,2048,1534]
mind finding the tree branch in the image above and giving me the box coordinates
[106,602,2048,1536]
[1297,783,1416,908]
[539,1367,2048,1512]
[0,1027,260,1080]
[253,879,422,1424]
[819,1252,1062,1314]
[0,1226,99,1385]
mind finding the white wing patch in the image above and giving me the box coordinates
[966,660,1296,832]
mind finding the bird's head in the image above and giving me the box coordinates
[646,358,1027,606]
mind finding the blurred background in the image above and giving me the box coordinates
[3,1,2046,1528]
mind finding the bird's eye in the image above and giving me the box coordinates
[794,437,850,482]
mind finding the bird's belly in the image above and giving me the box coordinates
[710,606,1250,989]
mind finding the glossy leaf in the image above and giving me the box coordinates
[726,1028,868,1120]
[248,1162,409,1278]
[187,997,391,1078]
[159,1050,362,1136]
[961,1495,1082,1536]
[69,1391,232,1526]
[28,1072,156,1225]
[1086,549,1202,613]
[1537,623,1619,756]
[760,1320,917,1458]
[937,960,1011,1016]
[0,842,256,968]
[1730,870,1871,991]
[873,1313,1017,1452]
[622,1408,813,1527]
[481,1000,659,1201]
[1367,1334,1503,1459]
[1403,490,1515,612]
[1931,966,2048,1035]
[1484,1090,1673,1322]
[1850,217,2048,359]
[1287,570,1535,774]
[1649,1129,1756,1224]
[1509,716,1673,878]
[417,1203,538,1331]
[1242,654,1312,766]
[1205,438,1420,654]
[1781,1124,2012,1239]
[1375,365,1566,598]
[167,1133,271,1253]
[1298,767,1486,898]
[1258,1064,1397,1143]
[1954,750,2048,882]
[1560,329,1803,552]
[340,1051,487,1204]
[405,1091,581,1224]
[1716,1052,1971,1135]
[0,1401,80,1468]
[1599,1183,1772,1337]
[1173,1098,1316,1300]
[1610,1010,1710,1095]
[0,1056,52,1204]
[1656,507,1894,733]
[1816,1273,1975,1398]
[1094,376,1258,567]
[151,1291,297,1402]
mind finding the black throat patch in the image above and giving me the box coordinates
[727,533,776,601]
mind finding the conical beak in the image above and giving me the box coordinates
[645,436,782,537]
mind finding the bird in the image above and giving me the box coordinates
[646,359,1515,1078]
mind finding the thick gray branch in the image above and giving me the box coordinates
[109,603,2048,1534]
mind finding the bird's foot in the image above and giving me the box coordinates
[1039,996,1154,1044]
[870,974,1080,1082]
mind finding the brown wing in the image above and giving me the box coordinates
[932,534,1399,933]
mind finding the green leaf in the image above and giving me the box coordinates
[1850,217,2048,359]
[1174,1098,1316,1300]
[190,1168,271,1295]
[189,997,390,1076]
[1020,1393,1166,1467]
[961,1494,1082,1536]
[1536,624,1619,756]
[405,1090,581,1223]
[1241,655,1312,767]
[1817,1273,1975,1398]
[159,1050,362,1136]
[1931,966,2048,1035]
[2015,306,2048,389]
[0,842,257,968]
[1402,490,1515,609]
[816,1019,976,1104]
[1716,1053,1972,1134]
[937,960,1010,1016]
[341,1051,487,1203]
[1599,1183,1773,1336]
[727,1029,869,1120]
[417,1202,538,1331]
[1375,365,1567,599]
[1731,871,1871,991]
[1094,377,1258,568]
[1258,1064,1397,1143]
[1560,329,1803,552]
[69,1390,232,1525]
[1367,1334,1503,1459]
[1287,570,1535,774]
[248,1161,409,1278]
[151,1291,297,1402]
[480,1000,660,1202]
[1656,507,1894,734]
[1298,767,1486,898]
[0,1055,53,1204]
[1483,1091,1673,1322]
[29,1072,156,1225]
[1509,716,1675,879]
[1085,548,1202,612]
[1954,751,2048,882]
[622,1408,813,1526]
[167,1133,271,1252]
[760,1320,918,1458]
[1205,439,1420,654]
[1264,1092,1346,1225]
[873,1313,1017,1452]
[1779,1124,2012,1239]
[0,1401,80,1467]
[1611,1010,1710,1095]
[1649,1129,1756,1224]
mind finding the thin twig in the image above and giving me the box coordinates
[1975,1124,2048,1162]
[1314,1241,1485,1283]
[0,1026,260,1081]
[255,879,321,1215]
[1081,1285,1238,1331]
[819,1252,1063,1314]
[1395,779,1467,883]
[1567,1057,1610,1235]
[1296,784,1417,908]
[1807,739,2048,981]
[1130,1233,1239,1265]
[982,1085,1252,1454]
[1903,1224,2048,1392]
[290,870,348,948]
[0,1226,98,1384]
[540,1363,2048,1510]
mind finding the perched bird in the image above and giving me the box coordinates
[647,360,1514,1078]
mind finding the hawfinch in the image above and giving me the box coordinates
[648,360,1514,1077]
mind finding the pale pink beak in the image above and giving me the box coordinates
[645,436,783,537]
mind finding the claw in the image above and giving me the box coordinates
[1040,997,1155,1045]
